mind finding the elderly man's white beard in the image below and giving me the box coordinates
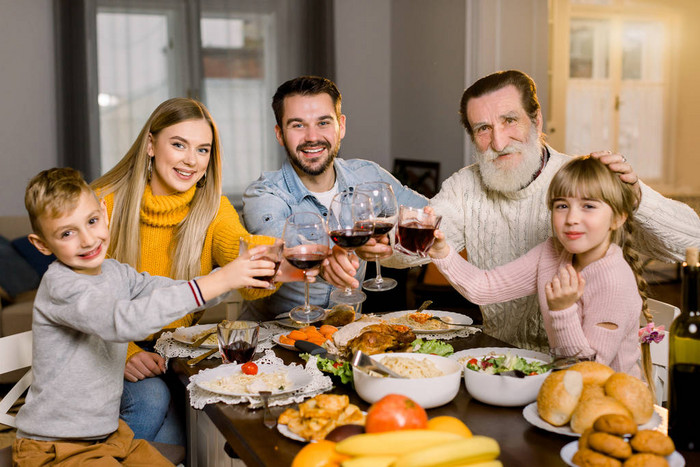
[474,125,544,193]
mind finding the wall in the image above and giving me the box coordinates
[334,0,392,170]
[389,0,467,185]
[0,0,57,216]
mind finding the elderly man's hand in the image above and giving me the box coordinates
[590,150,641,201]
[321,245,361,289]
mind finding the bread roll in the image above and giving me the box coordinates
[569,361,615,386]
[604,373,654,425]
[537,370,583,426]
[570,396,631,434]
[580,384,606,402]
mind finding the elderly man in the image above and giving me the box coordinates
[325,70,700,351]
[241,76,426,321]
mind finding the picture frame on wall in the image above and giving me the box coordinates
[392,158,440,198]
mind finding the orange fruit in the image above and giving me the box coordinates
[427,416,472,438]
[291,440,350,467]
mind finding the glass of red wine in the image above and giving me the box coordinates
[217,320,260,364]
[282,212,331,323]
[239,235,284,290]
[395,205,442,257]
[328,191,375,304]
[355,182,398,292]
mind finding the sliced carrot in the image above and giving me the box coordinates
[319,325,338,337]
[299,326,317,333]
[279,335,295,345]
[288,330,307,341]
[309,337,327,346]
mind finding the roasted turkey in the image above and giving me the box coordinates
[346,323,416,356]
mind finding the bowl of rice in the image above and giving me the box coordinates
[352,352,462,409]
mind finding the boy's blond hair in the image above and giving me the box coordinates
[25,167,95,235]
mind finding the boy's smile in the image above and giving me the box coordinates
[29,190,110,275]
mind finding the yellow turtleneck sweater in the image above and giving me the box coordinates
[104,184,276,360]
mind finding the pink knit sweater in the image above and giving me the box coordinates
[433,238,642,377]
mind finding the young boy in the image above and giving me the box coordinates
[13,167,278,466]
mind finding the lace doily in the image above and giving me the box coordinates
[187,350,333,409]
[412,326,482,341]
[154,330,276,364]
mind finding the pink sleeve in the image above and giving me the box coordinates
[431,244,543,305]
[548,257,641,367]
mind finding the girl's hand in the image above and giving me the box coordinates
[124,351,165,382]
[428,229,450,259]
[545,264,585,311]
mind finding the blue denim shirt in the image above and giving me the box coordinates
[240,157,428,320]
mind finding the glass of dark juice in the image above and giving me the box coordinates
[217,320,260,364]
[239,235,284,290]
[395,205,442,257]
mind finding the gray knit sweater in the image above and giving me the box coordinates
[15,259,211,441]
[387,146,700,350]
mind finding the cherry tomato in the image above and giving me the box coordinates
[242,362,258,375]
[365,394,428,433]
[332,361,343,369]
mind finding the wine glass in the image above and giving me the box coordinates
[355,181,398,291]
[328,191,375,304]
[282,212,331,323]
[395,205,442,257]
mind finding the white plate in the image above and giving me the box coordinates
[523,402,663,437]
[195,363,312,397]
[560,440,685,467]
[272,313,314,329]
[277,413,367,443]
[173,324,273,349]
[381,310,473,333]
[172,324,218,348]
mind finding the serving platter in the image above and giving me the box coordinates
[523,402,663,437]
[560,440,685,466]
[196,363,312,397]
[380,310,473,333]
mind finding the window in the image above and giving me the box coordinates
[56,0,334,201]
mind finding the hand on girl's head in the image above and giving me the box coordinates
[428,229,450,259]
[545,264,586,311]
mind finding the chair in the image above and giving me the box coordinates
[0,331,184,466]
[640,298,680,405]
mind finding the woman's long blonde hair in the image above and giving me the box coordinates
[547,156,654,398]
[92,97,222,280]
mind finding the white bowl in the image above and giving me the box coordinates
[459,347,551,407]
[352,353,462,409]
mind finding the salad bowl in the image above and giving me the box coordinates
[455,347,551,407]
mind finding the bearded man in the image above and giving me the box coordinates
[241,76,426,320]
[324,70,700,351]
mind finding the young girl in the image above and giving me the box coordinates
[429,156,654,385]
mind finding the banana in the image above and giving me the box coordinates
[335,429,463,456]
[392,435,500,467]
[340,455,397,467]
[451,462,502,467]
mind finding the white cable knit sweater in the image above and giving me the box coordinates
[387,146,700,351]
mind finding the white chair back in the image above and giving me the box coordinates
[0,331,33,428]
[641,299,680,405]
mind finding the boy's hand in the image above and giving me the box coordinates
[428,229,450,259]
[124,351,165,382]
[545,264,585,311]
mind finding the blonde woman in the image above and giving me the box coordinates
[92,97,299,445]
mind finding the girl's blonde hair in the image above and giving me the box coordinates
[91,97,222,280]
[547,156,654,398]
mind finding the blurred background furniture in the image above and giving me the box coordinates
[641,298,680,406]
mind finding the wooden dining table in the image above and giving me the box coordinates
[171,328,699,467]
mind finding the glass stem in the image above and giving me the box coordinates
[303,273,311,311]
[374,259,384,284]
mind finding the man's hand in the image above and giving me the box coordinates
[355,235,393,262]
[590,150,641,200]
[321,245,361,289]
[545,264,585,311]
[124,351,166,382]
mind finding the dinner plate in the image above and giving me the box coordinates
[173,324,273,349]
[272,313,313,329]
[172,324,218,348]
[272,334,298,351]
[277,413,367,443]
[381,310,473,333]
[560,440,685,467]
[195,363,312,397]
[523,402,663,437]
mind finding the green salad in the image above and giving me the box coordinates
[464,352,549,375]
[411,338,454,357]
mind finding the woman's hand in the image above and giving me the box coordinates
[545,264,585,311]
[124,351,166,382]
[428,229,450,259]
